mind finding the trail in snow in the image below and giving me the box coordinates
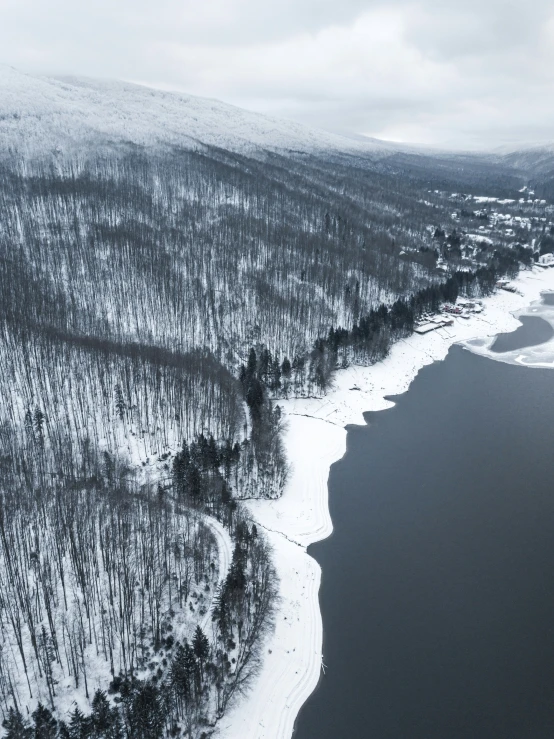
[200,513,233,634]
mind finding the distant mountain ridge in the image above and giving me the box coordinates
[499,145,554,173]
[488,144,554,200]
[0,64,393,159]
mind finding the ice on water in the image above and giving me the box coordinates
[464,293,554,369]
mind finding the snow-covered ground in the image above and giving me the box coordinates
[218,265,554,739]
[464,297,554,369]
[201,515,233,635]
[0,65,391,159]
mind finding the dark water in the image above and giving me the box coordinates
[490,315,554,353]
[294,344,554,739]
[542,292,554,306]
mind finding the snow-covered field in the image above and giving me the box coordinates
[218,266,554,739]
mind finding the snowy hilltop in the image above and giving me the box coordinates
[0,64,390,159]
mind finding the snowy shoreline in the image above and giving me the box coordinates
[218,266,554,739]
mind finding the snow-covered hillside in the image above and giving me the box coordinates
[500,144,554,174]
[0,64,390,158]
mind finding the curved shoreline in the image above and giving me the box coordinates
[218,266,554,739]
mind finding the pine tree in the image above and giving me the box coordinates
[258,347,271,383]
[170,643,192,701]
[127,682,165,739]
[245,378,264,422]
[246,348,257,377]
[188,464,202,503]
[183,641,200,697]
[192,625,210,681]
[90,689,123,739]
[172,445,189,495]
[67,706,92,739]
[2,707,32,738]
[207,434,219,469]
[222,439,234,479]
[270,358,281,390]
[32,703,58,738]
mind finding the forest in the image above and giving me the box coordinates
[0,138,542,737]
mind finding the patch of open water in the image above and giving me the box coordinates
[294,298,554,739]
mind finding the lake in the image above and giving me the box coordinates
[490,315,553,353]
[294,302,554,739]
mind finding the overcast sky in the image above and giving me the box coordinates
[1,0,553,149]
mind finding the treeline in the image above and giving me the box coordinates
[240,245,530,397]
[312,250,528,383]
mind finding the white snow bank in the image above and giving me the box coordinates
[217,416,341,738]
[219,266,554,739]
[464,293,554,369]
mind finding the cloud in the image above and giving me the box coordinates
[0,0,553,148]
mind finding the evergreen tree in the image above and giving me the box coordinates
[207,434,219,469]
[183,641,200,696]
[2,707,32,738]
[188,464,202,503]
[245,378,264,422]
[246,347,257,378]
[90,690,123,739]
[193,625,210,681]
[258,348,271,382]
[170,643,193,701]
[127,681,165,739]
[172,445,190,495]
[67,706,92,739]
[32,703,58,738]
